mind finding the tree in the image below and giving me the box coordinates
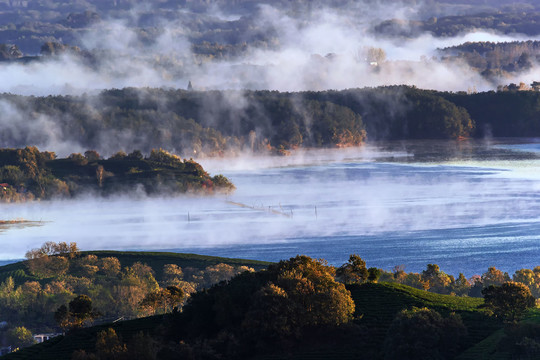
[7,326,36,349]
[182,255,355,356]
[55,294,98,329]
[54,304,70,329]
[482,282,536,322]
[127,150,143,160]
[162,264,183,286]
[336,254,368,284]
[84,150,100,162]
[366,47,386,64]
[513,269,539,297]
[95,328,127,360]
[0,165,24,186]
[421,264,452,293]
[384,307,466,360]
[109,151,127,160]
[482,266,511,288]
[69,153,88,166]
[242,255,355,343]
[367,267,382,282]
[139,286,185,315]
[452,273,471,296]
[99,257,121,277]
[25,241,79,259]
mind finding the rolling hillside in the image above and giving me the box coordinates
[3,282,505,360]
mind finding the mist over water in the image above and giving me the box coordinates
[2,140,540,277]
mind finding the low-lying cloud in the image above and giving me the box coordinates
[0,3,536,96]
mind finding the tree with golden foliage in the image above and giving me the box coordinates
[481,266,511,288]
[139,286,185,315]
[482,282,536,322]
[242,255,355,344]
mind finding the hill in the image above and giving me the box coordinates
[2,281,503,360]
[349,282,499,357]
[0,147,235,202]
[0,246,270,335]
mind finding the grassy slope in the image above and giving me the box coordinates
[456,308,540,360]
[0,251,271,286]
[4,282,503,360]
[350,283,500,353]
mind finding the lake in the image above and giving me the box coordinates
[1,138,540,277]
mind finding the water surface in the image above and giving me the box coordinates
[1,139,540,276]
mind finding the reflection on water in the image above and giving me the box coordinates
[1,139,540,276]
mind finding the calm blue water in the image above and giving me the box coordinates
[1,139,540,277]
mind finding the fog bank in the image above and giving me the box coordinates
[0,4,538,95]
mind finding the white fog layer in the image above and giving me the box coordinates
[2,142,540,277]
[0,4,538,95]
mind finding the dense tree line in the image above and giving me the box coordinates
[441,89,540,137]
[0,87,484,158]
[439,41,538,77]
[3,86,540,156]
[374,10,540,38]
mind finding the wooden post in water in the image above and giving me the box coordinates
[315,206,318,219]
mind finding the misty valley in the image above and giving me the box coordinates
[3,0,540,359]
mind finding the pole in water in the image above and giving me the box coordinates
[188,212,190,222]
[315,206,318,219]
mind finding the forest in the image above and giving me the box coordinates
[439,41,539,79]
[374,10,540,38]
[3,86,540,160]
[3,86,540,157]
[0,147,234,202]
[0,0,537,59]
[2,247,540,359]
